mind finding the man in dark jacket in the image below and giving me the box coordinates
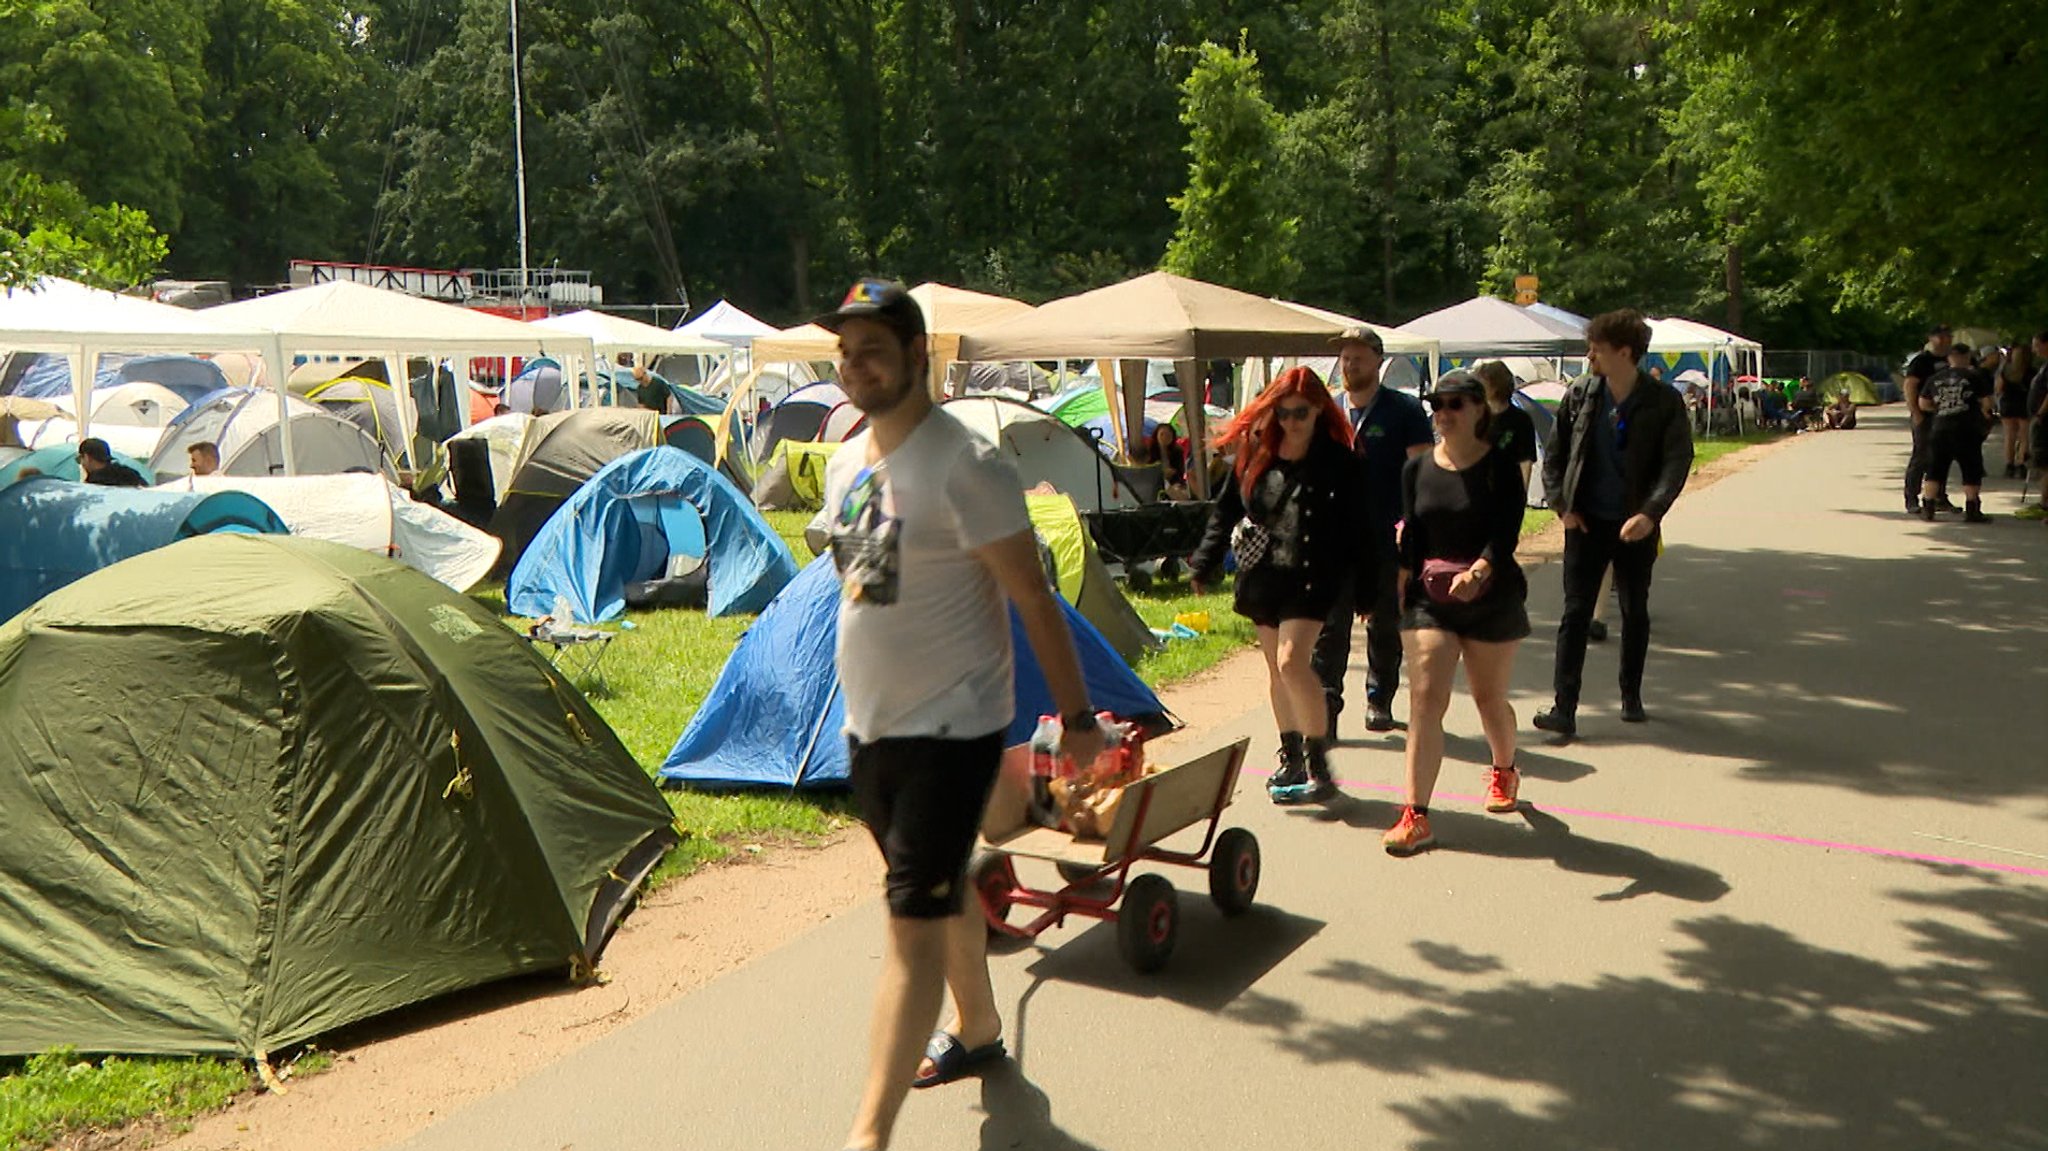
[77,438,148,488]
[1533,309,1694,738]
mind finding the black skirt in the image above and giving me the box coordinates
[1398,571,1531,643]
[1233,563,1340,628]
[1997,391,2031,420]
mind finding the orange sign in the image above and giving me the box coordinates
[1514,274,1540,305]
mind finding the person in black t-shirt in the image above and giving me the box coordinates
[1476,360,1538,491]
[1996,342,2033,477]
[76,438,147,488]
[1381,371,1531,857]
[2025,331,2048,513]
[1919,345,1995,522]
[1902,325,1953,513]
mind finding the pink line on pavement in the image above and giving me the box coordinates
[1247,767,2048,879]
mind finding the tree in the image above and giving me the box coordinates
[1162,36,1298,296]
[0,103,167,289]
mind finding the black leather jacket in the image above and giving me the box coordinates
[1190,435,1367,587]
[1542,372,1694,523]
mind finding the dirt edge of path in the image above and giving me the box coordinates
[110,433,1800,1151]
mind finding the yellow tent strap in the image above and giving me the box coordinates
[442,731,474,800]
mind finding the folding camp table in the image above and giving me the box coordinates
[525,620,617,694]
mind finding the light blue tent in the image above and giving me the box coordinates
[507,446,797,623]
[0,478,288,621]
[13,353,228,405]
[657,556,1172,790]
[0,445,155,487]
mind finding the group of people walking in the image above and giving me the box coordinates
[1190,310,1693,856]
[1902,325,2048,521]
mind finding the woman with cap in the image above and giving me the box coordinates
[1383,370,1532,855]
[1189,366,1365,804]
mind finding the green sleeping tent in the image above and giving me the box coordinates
[0,535,677,1057]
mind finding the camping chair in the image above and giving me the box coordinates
[526,617,617,695]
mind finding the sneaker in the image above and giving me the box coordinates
[1620,697,1648,723]
[1267,749,1310,804]
[1383,807,1435,856]
[1483,766,1520,813]
[1301,741,1337,803]
[1587,619,1609,643]
[1532,708,1577,738]
[1364,702,1396,732]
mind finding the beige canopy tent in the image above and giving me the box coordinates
[749,283,1034,395]
[208,282,599,470]
[0,278,273,441]
[1269,299,1442,394]
[956,272,1349,495]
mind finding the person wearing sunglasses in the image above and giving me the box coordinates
[1381,371,1532,854]
[1189,366,1366,804]
[1534,309,1694,739]
[1311,326,1434,741]
[814,279,1106,1151]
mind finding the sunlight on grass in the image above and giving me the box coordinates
[0,1049,248,1151]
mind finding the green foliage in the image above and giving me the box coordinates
[0,1048,247,1151]
[1162,38,1300,296]
[0,103,167,289]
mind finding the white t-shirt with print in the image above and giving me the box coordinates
[821,408,1031,742]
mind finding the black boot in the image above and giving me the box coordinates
[1268,731,1309,803]
[1965,500,1990,523]
[1301,736,1337,802]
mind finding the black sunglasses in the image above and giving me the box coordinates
[1276,404,1317,422]
[1429,395,1475,412]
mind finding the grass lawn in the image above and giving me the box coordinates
[1693,430,1782,469]
[0,1051,252,1151]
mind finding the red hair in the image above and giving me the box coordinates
[1213,366,1350,501]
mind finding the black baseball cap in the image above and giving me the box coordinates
[1424,371,1487,407]
[1330,325,1385,353]
[1928,323,1952,337]
[816,278,926,342]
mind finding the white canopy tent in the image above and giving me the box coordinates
[0,278,273,441]
[676,300,777,347]
[531,309,727,360]
[1269,299,1442,393]
[1397,296,1586,358]
[207,281,599,470]
[1648,317,1765,379]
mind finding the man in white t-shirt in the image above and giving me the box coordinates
[817,279,1105,1151]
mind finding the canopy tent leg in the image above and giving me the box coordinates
[1176,358,1209,500]
[1118,359,1147,463]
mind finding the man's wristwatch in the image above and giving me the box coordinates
[1061,710,1100,733]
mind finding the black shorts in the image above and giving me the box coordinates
[1233,565,1339,628]
[1927,428,1986,487]
[1399,573,1532,643]
[848,730,1003,919]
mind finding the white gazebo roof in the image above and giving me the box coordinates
[207,281,593,358]
[532,309,727,358]
[676,300,777,347]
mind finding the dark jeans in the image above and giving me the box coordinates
[1312,551,1402,716]
[1905,416,1930,505]
[1553,518,1658,714]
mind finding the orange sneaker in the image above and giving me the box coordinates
[1382,806,1435,856]
[1484,766,1520,813]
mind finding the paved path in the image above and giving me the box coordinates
[396,408,2047,1151]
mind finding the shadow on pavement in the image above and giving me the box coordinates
[1020,904,1324,1013]
[1250,871,2048,1150]
[975,1064,1106,1151]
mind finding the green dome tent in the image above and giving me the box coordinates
[0,535,677,1057]
[1822,371,1879,406]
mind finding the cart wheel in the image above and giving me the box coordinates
[1117,873,1178,973]
[1207,828,1260,917]
[1055,860,1107,887]
[970,851,1029,940]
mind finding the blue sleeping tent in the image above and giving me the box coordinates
[658,557,1172,790]
[507,446,797,623]
[0,478,288,621]
[0,445,155,487]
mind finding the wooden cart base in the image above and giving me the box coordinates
[972,737,1257,972]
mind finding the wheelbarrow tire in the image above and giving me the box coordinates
[1208,828,1260,917]
[1055,860,1106,887]
[970,850,1028,940]
[1117,873,1178,974]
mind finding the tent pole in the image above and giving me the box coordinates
[1176,358,1208,500]
[269,338,297,475]
[72,347,91,439]
[388,352,418,474]
[791,680,842,789]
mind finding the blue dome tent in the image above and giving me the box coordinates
[507,447,797,623]
[0,478,288,621]
[657,557,1171,790]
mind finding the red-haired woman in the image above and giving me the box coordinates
[1190,367,1366,803]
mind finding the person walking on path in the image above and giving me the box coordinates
[1996,340,2033,478]
[1903,325,1953,514]
[1533,309,1694,739]
[816,279,1105,1151]
[1917,343,1995,523]
[2028,331,2048,516]
[1190,366,1366,804]
[1476,360,1538,491]
[1382,372,1533,855]
[1311,326,1433,738]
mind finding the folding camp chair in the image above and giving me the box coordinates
[525,619,617,694]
